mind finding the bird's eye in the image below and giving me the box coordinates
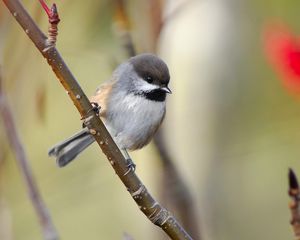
[145,76,153,83]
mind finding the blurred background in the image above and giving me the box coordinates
[1,0,300,239]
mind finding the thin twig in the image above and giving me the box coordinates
[0,68,59,240]
[38,0,60,46]
[288,168,300,239]
[2,1,193,239]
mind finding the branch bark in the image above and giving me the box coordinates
[288,169,300,239]
[0,68,59,240]
[2,0,193,239]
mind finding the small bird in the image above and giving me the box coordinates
[48,53,171,168]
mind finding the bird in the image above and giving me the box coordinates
[48,53,171,168]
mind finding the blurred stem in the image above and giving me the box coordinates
[148,0,164,51]
[154,132,201,239]
[2,0,193,239]
[114,0,136,56]
[149,0,196,51]
[288,169,300,239]
[0,69,59,240]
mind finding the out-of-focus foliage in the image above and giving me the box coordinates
[264,23,300,95]
[1,0,300,239]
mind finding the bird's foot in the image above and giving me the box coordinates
[123,158,136,176]
[90,102,101,115]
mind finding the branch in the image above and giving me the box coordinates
[154,132,201,239]
[148,0,196,51]
[288,168,300,239]
[2,1,193,239]
[114,0,136,57]
[0,67,59,240]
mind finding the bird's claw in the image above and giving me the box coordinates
[123,158,136,176]
[90,102,101,115]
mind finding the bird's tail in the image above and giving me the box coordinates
[48,128,95,167]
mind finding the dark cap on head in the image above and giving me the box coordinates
[129,53,170,87]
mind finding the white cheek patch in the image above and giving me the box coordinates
[134,77,159,92]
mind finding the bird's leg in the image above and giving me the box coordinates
[121,149,136,176]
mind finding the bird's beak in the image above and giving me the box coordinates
[161,86,172,94]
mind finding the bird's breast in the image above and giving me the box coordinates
[105,93,166,150]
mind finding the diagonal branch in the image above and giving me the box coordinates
[288,168,300,239]
[2,0,193,239]
[0,68,59,240]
